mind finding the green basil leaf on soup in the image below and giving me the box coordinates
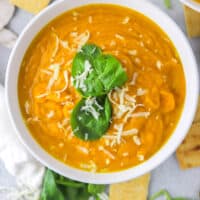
[70,96,112,141]
[94,54,128,92]
[72,44,127,97]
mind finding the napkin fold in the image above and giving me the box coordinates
[0,0,17,49]
[0,85,45,199]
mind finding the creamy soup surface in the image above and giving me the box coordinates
[18,4,186,172]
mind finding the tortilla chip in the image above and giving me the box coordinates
[184,6,200,38]
[193,97,200,123]
[109,173,150,200]
[176,123,200,169]
[10,0,50,14]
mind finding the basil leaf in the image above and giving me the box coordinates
[88,184,106,195]
[72,53,104,97]
[72,44,127,97]
[40,169,65,200]
[150,190,188,200]
[94,54,128,92]
[41,169,107,200]
[164,0,171,9]
[70,96,112,141]
[81,44,102,58]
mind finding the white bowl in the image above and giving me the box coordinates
[180,0,200,12]
[5,0,199,184]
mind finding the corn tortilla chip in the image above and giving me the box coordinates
[176,122,200,169]
[109,173,150,200]
[10,0,50,14]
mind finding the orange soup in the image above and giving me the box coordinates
[18,4,185,172]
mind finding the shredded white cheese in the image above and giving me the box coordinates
[113,50,119,56]
[172,58,178,63]
[105,158,110,165]
[130,72,138,85]
[115,34,124,40]
[80,160,97,172]
[27,116,39,123]
[131,112,150,118]
[99,146,115,160]
[135,58,141,64]
[114,124,124,144]
[46,110,54,118]
[128,27,133,32]
[36,93,48,99]
[75,30,90,51]
[63,154,68,162]
[140,41,144,47]
[137,88,147,96]
[24,101,30,114]
[122,152,129,157]
[59,142,64,148]
[125,94,136,103]
[105,139,110,146]
[123,104,144,124]
[128,50,137,56]
[74,60,92,92]
[73,16,77,21]
[139,34,143,38]
[156,60,162,70]
[107,84,151,146]
[84,133,88,140]
[59,40,69,49]
[81,97,102,120]
[122,16,130,24]
[133,135,141,146]
[55,70,69,94]
[72,11,79,17]
[47,63,61,90]
[110,40,116,47]
[119,128,138,136]
[77,146,89,155]
[137,154,144,161]
[51,34,59,61]
[66,59,73,67]
[70,32,78,37]
[40,69,52,75]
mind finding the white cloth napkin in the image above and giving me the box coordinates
[0,0,17,48]
[0,85,45,199]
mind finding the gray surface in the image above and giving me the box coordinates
[0,0,200,199]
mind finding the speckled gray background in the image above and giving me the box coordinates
[0,0,200,199]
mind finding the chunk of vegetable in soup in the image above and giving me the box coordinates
[18,4,185,172]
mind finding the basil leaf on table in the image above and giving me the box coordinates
[150,189,188,200]
[40,169,107,200]
[40,169,65,200]
[70,96,112,141]
[72,44,127,97]
[88,184,106,195]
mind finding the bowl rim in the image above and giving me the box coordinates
[179,0,200,12]
[5,0,199,184]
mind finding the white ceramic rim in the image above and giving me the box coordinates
[180,0,200,12]
[5,0,199,184]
